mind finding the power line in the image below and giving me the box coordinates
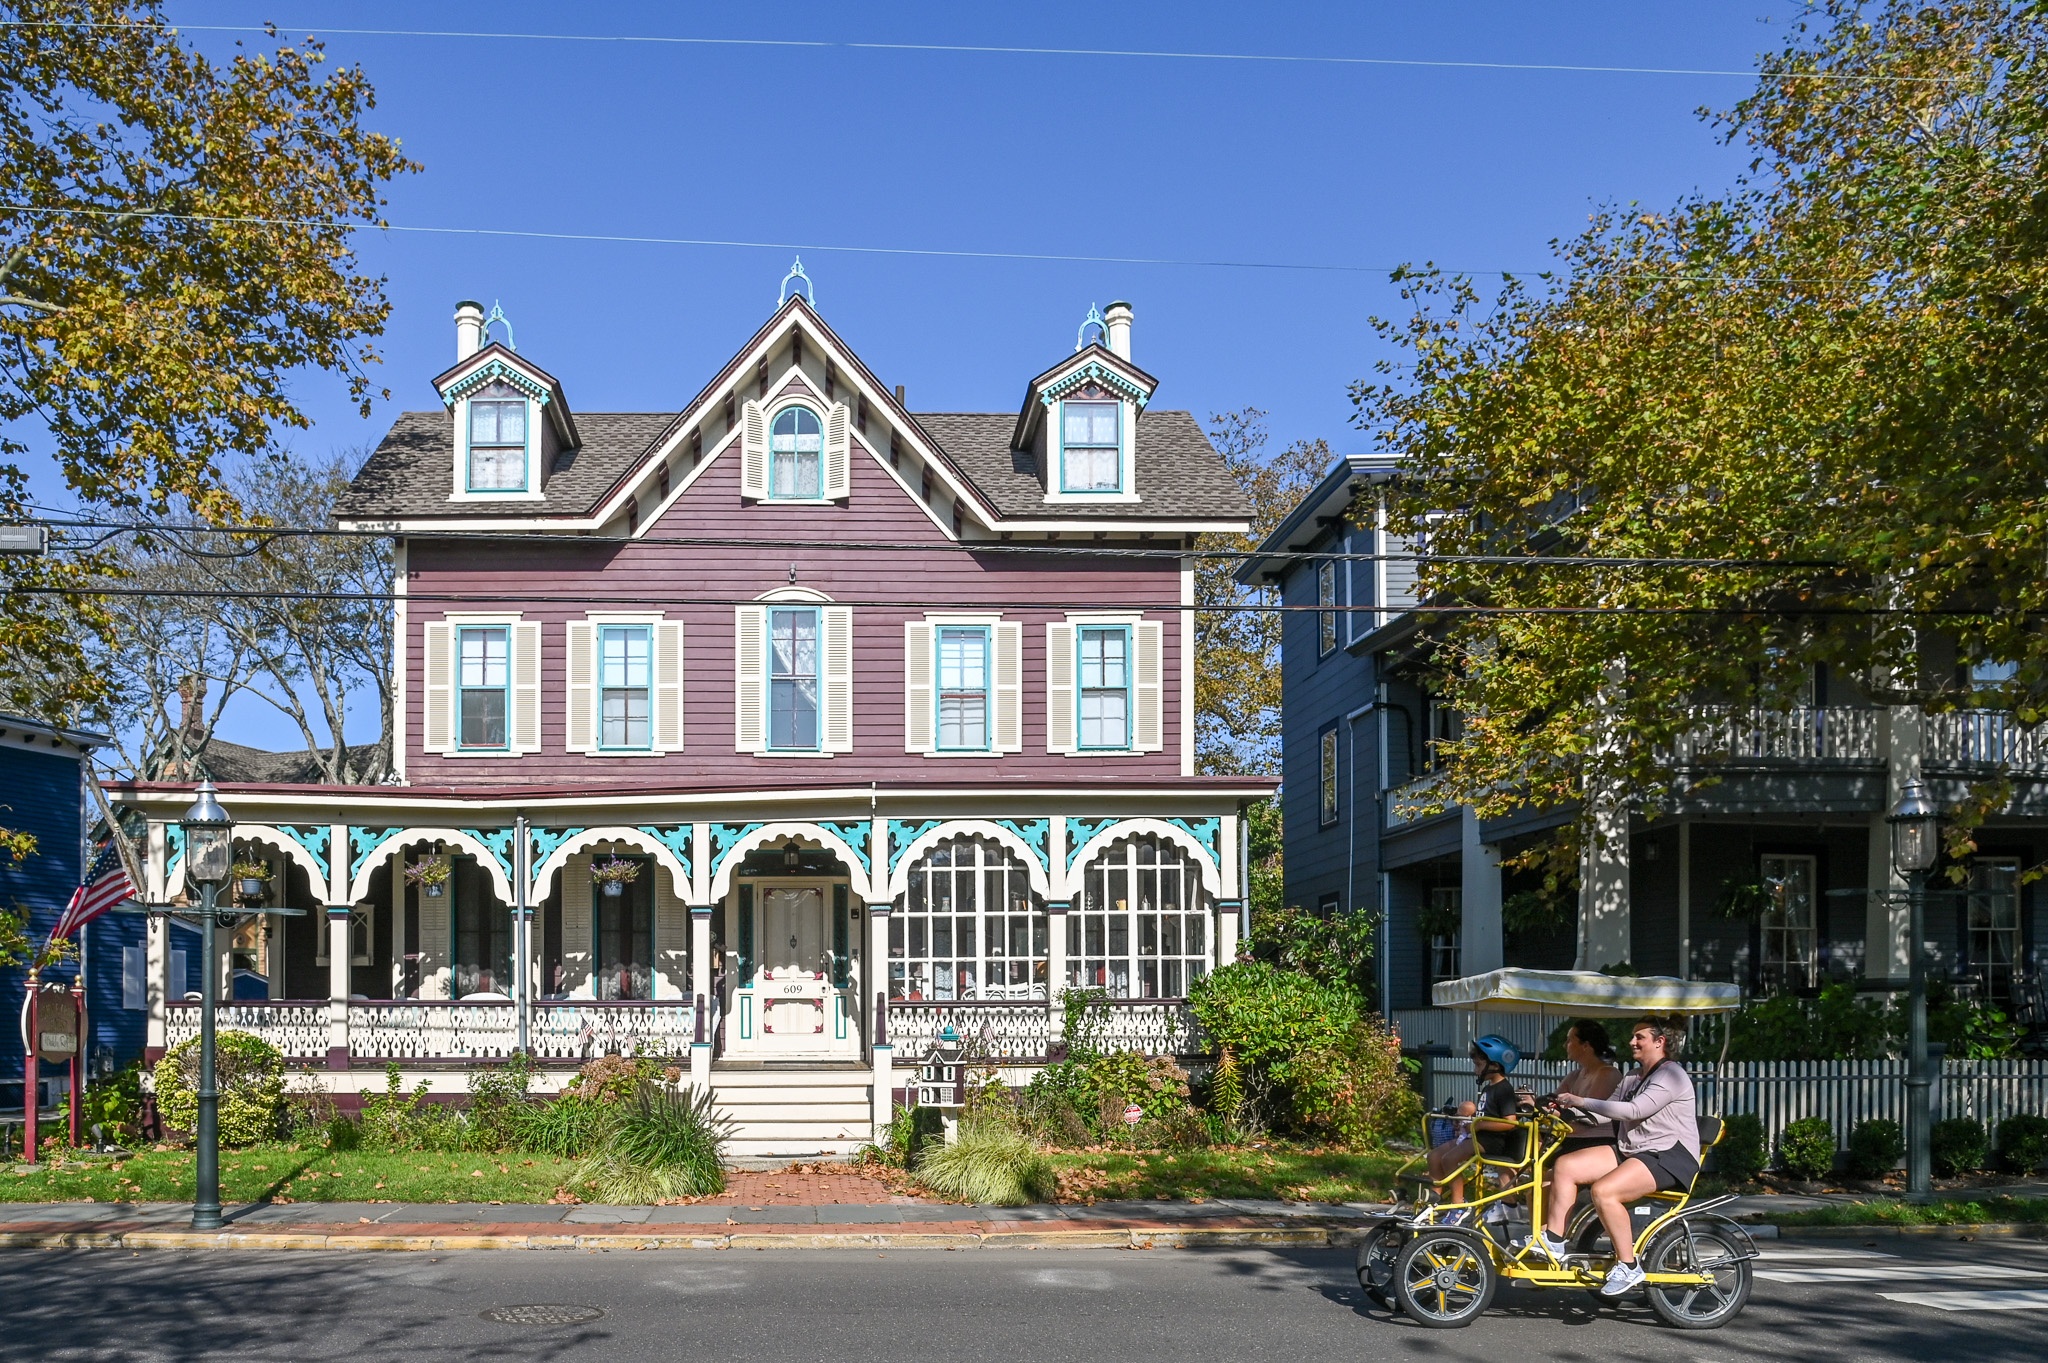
[0,19,1958,84]
[33,515,1848,570]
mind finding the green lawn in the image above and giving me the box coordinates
[4,1145,586,1205]
[1763,1195,2048,1228]
[1045,1146,1410,1204]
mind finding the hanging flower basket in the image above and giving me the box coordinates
[405,857,451,897]
[591,856,642,897]
[229,861,272,901]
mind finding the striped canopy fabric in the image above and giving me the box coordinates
[1431,968,1741,1017]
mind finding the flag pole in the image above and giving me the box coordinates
[70,923,85,1148]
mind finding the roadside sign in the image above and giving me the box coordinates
[1123,1103,1143,1127]
[32,988,79,1063]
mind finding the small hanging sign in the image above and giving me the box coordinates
[1123,1103,1143,1128]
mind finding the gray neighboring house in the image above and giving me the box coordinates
[1243,460,2048,1052]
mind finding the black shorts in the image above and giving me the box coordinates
[1558,1134,1617,1156]
[1627,1144,1700,1193]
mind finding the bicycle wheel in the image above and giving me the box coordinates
[1393,1229,1497,1329]
[1354,1223,1403,1310]
[1640,1223,1753,1330]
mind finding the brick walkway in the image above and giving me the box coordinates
[705,1168,913,1205]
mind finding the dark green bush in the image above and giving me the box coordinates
[1845,1118,1904,1179]
[1777,1116,1837,1180]
[577,1082,731,1202]
[82,1064,145,1143]
[354,1063,463,1151]
[1996,1114,2048,1173]
[510,1092,606,1158]
[1712,1113,1767,1183]
[153,1031,286,1145]
[1932,1117,1988,1176]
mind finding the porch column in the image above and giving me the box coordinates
[1575,802,1631,971]
[1216,899,1241,967]
[1459,809,1504,976]
[1046,900,1070,1036]
[326,906,351,1069]
[868,901,893,1133]
[689,905,712,1086]
[387,845,407,998]
[144,821,168,1056]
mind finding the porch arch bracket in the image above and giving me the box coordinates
[461,827,518,890]
[1063,817,1225,899]
[527,825,588,873]
[884,819,1053,900]
[886,820,942,878]
[709,822,765,879]
[344,826,516,906]
[708,821,873,902]
[530,826,691,903]
[168,822,329,901]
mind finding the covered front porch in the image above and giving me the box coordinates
[127,786,1253,1154]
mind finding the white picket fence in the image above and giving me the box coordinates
[1423,1055,2048,1157]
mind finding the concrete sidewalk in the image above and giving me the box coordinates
[0,1197,1379,1252]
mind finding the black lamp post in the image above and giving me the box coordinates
[1887,779,1940,1203]
[180,780,234,1231]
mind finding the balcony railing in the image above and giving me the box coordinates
[1925,711,2048,772]
[1676,706,1882,764]
[165,999,696,1063]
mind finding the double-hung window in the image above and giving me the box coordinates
[466,383,528,491]
[1078,625,1130,749]
[770,607,821,750]
[1317,559,1339,655]
[770,406,823,499]
[937,626,990,751]
[456,626,509,749]
[1061,400,1121,492]
[1319,728,1340,827]
[599,624,652,750]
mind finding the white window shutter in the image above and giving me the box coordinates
[654,620,685,751]
[417,879,449,997]
[512,621,542,753]
[904,620,934,754]
[1045,623,1076,754]
[423,622,454,754]
[561,853,592,997]
[565,621,595,753]
[734,606,767,751]
[741,398,768,498]
[1134,620,1164,752]
[994,620,1023,753]
[824,402,851,499]
[823,606,855,753]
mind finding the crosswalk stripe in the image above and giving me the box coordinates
[1877,1289,2048,1312]
[1758,1264,2048,1284]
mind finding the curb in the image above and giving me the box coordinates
[1767,1222,2048,1241]
[0,1223,1356,1253]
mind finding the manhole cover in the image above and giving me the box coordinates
[480,1304,606,1326]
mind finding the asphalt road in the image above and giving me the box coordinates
[6,1236,2047,1362]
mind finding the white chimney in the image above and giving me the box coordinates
[1103,300,1133,361]
[454,300,485,360]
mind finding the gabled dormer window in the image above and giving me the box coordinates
[1061,400,1121,493]
[466,381,529,492]
[770,405,823,499]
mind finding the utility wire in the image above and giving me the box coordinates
[0,19,1957,84]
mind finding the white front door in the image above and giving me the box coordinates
[730,882,859,1058]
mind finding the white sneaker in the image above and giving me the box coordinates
[1599,1260,1645,1297]
[1483,1203,1510,1224]
[1513,1229,1570,1260]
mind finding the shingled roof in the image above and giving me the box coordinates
[340,407,1250,524]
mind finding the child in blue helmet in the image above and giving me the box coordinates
[1426,1033,1523,1219]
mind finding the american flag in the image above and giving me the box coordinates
[50,839,136,942]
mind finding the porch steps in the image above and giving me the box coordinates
[709,1068,874,1158]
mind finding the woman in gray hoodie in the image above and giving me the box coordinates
[1527,1017,1699,1297]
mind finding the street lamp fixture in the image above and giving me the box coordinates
[179,780,234,1231]
[1887,779,1940,1203]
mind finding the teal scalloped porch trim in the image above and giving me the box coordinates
[819,820,872,875]
[886,819,941,877]
[710,822,764,878]
[347,827,402,884]
[1168,817,1223,863]
[528,826,586,871]
[994,818,1050,871]
[462,827,517,887]
[637,824,695,877]
[1064,817,1117,873]
[278,825,331,883]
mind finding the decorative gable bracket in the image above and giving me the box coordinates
[1039,360,1151,410]
[441,358,557,410]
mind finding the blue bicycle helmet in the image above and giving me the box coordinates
[1470,1033,1521,1075]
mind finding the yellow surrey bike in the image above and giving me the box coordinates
[1355,968,1757,1330]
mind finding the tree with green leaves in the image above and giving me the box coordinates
[1354,1,2048,865]
[0,2,415,719]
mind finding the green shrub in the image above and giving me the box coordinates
[82,1064,145,1143]
[1189,960,1417,1146]
[1713,1113,1767,1183]
[464,1055,535,1151]
[1845,1118,1905,1179]
[355,1063,463,1151]
[1932,1117,1988,1176]
[1243,902,1378,1000]
[152,1031,286,1146]
[870,1104,947,1167]
[510,1092,607,1158]
[1083,1050,1191,1136]
[577,1082,731,1203]
[916,1122,1056,1206]
[1777,1116,1837,1180]
[1996,1114,2048,1173]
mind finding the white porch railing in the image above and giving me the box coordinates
[165,1001,328,1059]
[1924,710,2048,772]
[890,1002,1053,1060]
[1096,1000,1201,1056]
[1676,706,1883,764]
[166,999,696,1064]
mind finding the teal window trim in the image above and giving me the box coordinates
[1057,398,1124,494]
[455,624,512,752]
[1076,623,1133,752]
[463,391,532,494]
[768,402,825,500]
[934,624,992,753]
[768,605,822,752]
[596,623,654,752]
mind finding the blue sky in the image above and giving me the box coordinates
[107,2,1814,748]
